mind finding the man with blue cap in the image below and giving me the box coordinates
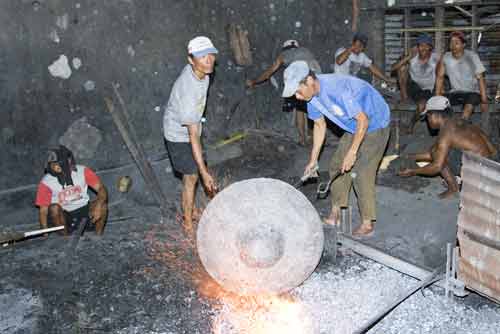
[283,61,390,237]
[163,36,218,236]
[391,34,440,132]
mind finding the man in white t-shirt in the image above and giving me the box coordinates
[335,33,394,84]
[436,31,488,120]
[391,34,440,131]
[35,146,108,236]
[163,36,218,236]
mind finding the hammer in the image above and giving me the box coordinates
[317,171,357,199]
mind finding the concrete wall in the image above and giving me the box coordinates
[0,0,381,190]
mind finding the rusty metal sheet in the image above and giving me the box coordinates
[457,152,500,303]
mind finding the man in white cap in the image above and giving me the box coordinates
[163,36,218,236]
[399,96,497,199]
[283,60,390,237]
[246,39,322,146]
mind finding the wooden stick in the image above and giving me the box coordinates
[104,91,169,219]
[399,26,484,33]
[1,226,64,243]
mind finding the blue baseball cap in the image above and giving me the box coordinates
[282,61,310,98]
[416,34,433,46]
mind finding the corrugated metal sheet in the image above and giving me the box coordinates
[457,152,500,303]
[384,6,500,96]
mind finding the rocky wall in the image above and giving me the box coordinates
[0,0,382,189]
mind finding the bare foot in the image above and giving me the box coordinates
[438,189,459,199]
[352,222,374,237]
[323,208,340,226]
[182,221,195,238]
[323,216,339,226]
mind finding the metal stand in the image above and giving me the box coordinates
[444,242,469,298]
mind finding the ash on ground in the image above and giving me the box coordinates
[213,253,500,334]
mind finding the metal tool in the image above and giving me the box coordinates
[293,164,319,188]
[317,171,357,199]
[0,225,65,244]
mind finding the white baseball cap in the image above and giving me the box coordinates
[282,61,310,98]
[420,96,451,119]
[282,39,299,48]
[187,36,218,58]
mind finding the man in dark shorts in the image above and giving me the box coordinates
[391,34,440,131]
[399,96,497,199]
[35,145,108,236]
[246,39,322,146]
[163,36,218,235]
[435,31,488,120]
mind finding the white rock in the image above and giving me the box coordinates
[48,55,72,79]
[83,80,95,91]
[56,13,69,30]
[49,30,60,43]
[72,57,82,70]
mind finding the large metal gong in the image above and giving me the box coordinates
[197,178,324,295]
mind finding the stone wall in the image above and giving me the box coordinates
[0,0,381,189]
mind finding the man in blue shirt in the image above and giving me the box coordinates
[282,61,391,237]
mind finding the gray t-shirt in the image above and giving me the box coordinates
[163,64,209,142]
[281,47,322,73]
[442,49,486,93]
[334,47,372,76]
[409,52,439,91]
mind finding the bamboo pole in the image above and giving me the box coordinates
[400,26,485,33]
[104,89,169,219]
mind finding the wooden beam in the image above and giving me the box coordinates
[400,26,485,33]
[471,5,479,51]
[435,7,445,54]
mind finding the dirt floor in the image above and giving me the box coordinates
[1,129,500,333]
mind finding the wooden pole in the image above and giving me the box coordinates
[471,5,478,51]
[404,8,411,54]
[400,26,484,33]
[104,90,169,219]
[434,7,445,54]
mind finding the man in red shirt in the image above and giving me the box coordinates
[35,146,108,235]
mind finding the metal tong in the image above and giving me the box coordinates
[293,164,319,188]
[317,170,357,199]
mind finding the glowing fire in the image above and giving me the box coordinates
[211,293,316,334]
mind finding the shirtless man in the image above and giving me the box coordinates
[399,96,497,199]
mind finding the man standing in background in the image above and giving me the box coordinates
[163,36,218,236]
[246,39,322,146]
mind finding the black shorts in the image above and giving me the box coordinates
[64,204,94,234]
[408,80,433,104]
[282,96,307,113]
[446,92,481,106]
[166,140,197,175]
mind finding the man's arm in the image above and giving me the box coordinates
[342,111,368,173]
[369,64,394,83]
[336,48,352,65]
[89,180,108,222]
[39,206,49,229]
[247,56,284,87]
[187,123,216,193]
[478,73,489,113]
[400,137,450,176]
[391,46,416,72]
[435,56,445,96]
[304,116,326,176]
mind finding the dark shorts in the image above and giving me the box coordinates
[446,92,481,106]
[64,204,94,234]
[282,96,307,113]
[166,140,197,175]
[408,80,433,103]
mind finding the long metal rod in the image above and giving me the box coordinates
[104,93,169,219]
[352,266,443,334]
[340,236,445,288]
